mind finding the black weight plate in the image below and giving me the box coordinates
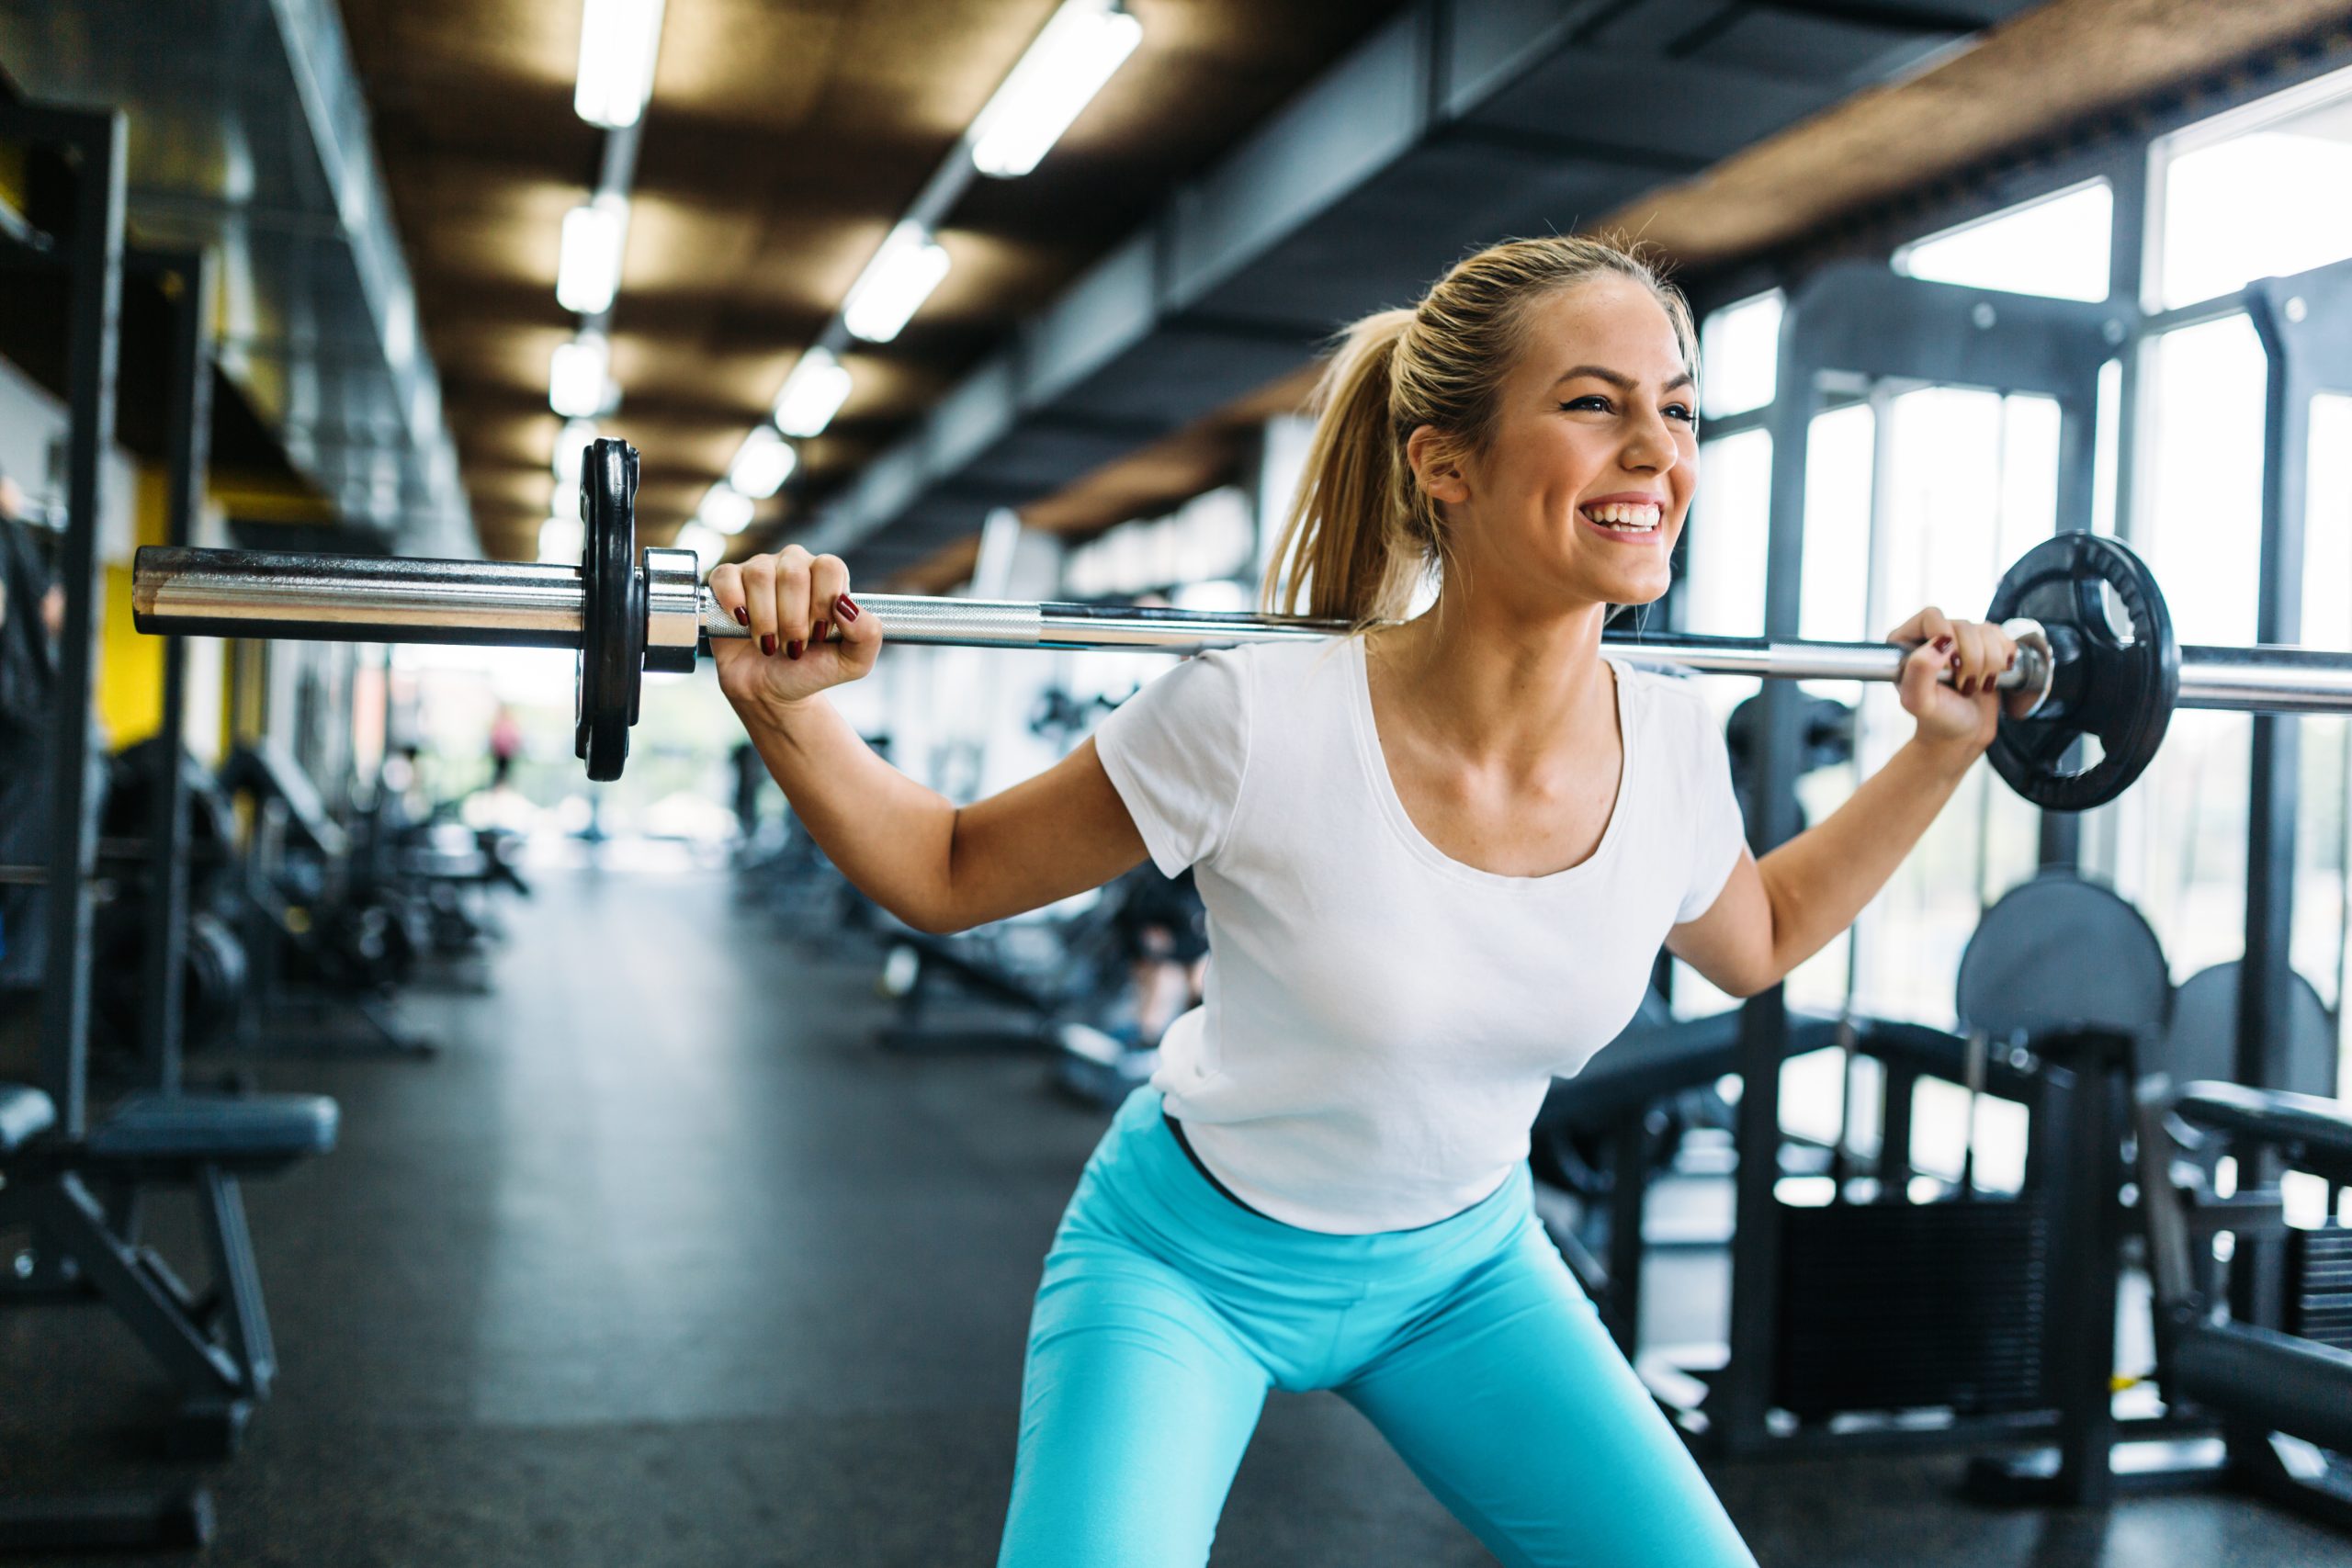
[2156,961,2336,1098]
[1984,532,2178,811]
[1955,868,2170,1043]
[575,438,643,782]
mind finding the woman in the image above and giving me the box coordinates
[713,234,2014,1568]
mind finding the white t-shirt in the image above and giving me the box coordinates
[1093,636,1749,1235]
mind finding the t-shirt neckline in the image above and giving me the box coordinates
[1346,635,1634,893]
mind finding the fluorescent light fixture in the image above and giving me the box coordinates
[842,223,950,344]
[549,334,611,418]
[538,515,586,565]
[968,0,1142,178]
[699,482,755,536]
[671,521,726,573]
[575,0,666,130]
[553,419,600,491]
[557,195,629,315]
[773,346,853,437]
[728,427,797,500]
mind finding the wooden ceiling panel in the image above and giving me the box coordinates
[337,0,1418,557]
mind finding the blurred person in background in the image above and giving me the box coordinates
[488,704,523,791]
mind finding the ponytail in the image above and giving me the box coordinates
[1261,310,1427,624]
[1258,234,1696,628]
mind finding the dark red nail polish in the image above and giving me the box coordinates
[811,621,826,646]
[734,605,749,626]
[760,634,777,656]
[1933,636,1953,651]
[787,639,804,660]
[836,594,861,623]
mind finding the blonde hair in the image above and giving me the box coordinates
[1261,234,1698,624]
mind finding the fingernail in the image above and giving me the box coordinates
[837,594,861,623]
[1933,636,1953,652]
[1962,677,1979,696]
[811,621,826,646]
[760,634,777,657]
[787,639,804,660]
[733,605,750,626]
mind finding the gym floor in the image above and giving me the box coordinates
[3,864,2343,1567]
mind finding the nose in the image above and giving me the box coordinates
[1620,404,1680,477]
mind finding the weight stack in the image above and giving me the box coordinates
[2283,1224,2352,1353]
[1773,1200,2050,1421]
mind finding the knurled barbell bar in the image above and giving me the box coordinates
[130,438,2352,807]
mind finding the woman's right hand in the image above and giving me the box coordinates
[707,545,883,713]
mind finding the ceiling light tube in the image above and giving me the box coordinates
[553,418,601,491]
[575,0,666,130]
[842,222,950,344]
[557,195,629,315]
[538,515,586,565]
[968,0,1142,179]
[772,346,853,438]
[549,333,612,419]
[671,521,726,574]
[729,427,797,500]
[699,482,756,536]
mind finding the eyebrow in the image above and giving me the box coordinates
[1554,364,1696,394]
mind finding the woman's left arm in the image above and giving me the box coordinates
[1667,608,2017,998]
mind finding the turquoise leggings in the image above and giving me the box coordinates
[998,1089,1757,1567]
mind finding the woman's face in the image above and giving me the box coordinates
[1422,276,1698,616]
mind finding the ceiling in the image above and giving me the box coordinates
[334,0,1416,561]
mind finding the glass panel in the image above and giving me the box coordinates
[2157,70,2352,310]
[1682,429,1772,639]
[2301,395,2352,1080]
[2112,314,2267,975]
[1700,292,1782,420]
[1838,388,2055,1030]
[1899,180,2112,303]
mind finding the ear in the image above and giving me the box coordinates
[1405,424,1471,507]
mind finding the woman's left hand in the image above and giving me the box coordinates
[1887,606,2018,758]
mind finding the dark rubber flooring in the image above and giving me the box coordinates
[3,864,2346,1566]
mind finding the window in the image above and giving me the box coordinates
[2109,314,2268,977]
[1700,292,1782,420]
[1898,180,2113,303]
[2154,64,2352,310]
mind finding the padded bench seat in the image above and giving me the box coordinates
[85,1092,339,1174]
[0,1085,56,1156]
[2175,1080,2352,1185]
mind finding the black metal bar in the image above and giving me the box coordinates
[1,102,126,1141]
[135,248,215,1097]
[1604,1122,1653,1359]
[2235,262,2352,1329]
[1717,320,1821,1453]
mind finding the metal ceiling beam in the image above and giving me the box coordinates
[0,0,473,555]
[802,0,2041,571]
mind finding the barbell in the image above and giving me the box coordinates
[131,438,2352,808]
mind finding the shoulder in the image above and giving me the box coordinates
[1609,660,1725,760]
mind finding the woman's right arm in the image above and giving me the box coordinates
[710,546,1148,934]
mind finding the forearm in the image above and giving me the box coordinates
[733,692,961,931]
[1753,737,1976,984]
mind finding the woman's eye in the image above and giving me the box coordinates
[1664,402,1696,424]
[1561,396,1611,413]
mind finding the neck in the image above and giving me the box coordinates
[1369,570,1615,768]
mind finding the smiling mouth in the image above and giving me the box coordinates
[1580,501,1663,534]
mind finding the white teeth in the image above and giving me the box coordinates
[1587,502,1660,531]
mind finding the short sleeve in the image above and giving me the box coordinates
[1674,693,1750,925]
[1093,649,1252,876]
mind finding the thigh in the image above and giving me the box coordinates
[1340,1228,1757,1568]
[999,1235,1272,1568]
